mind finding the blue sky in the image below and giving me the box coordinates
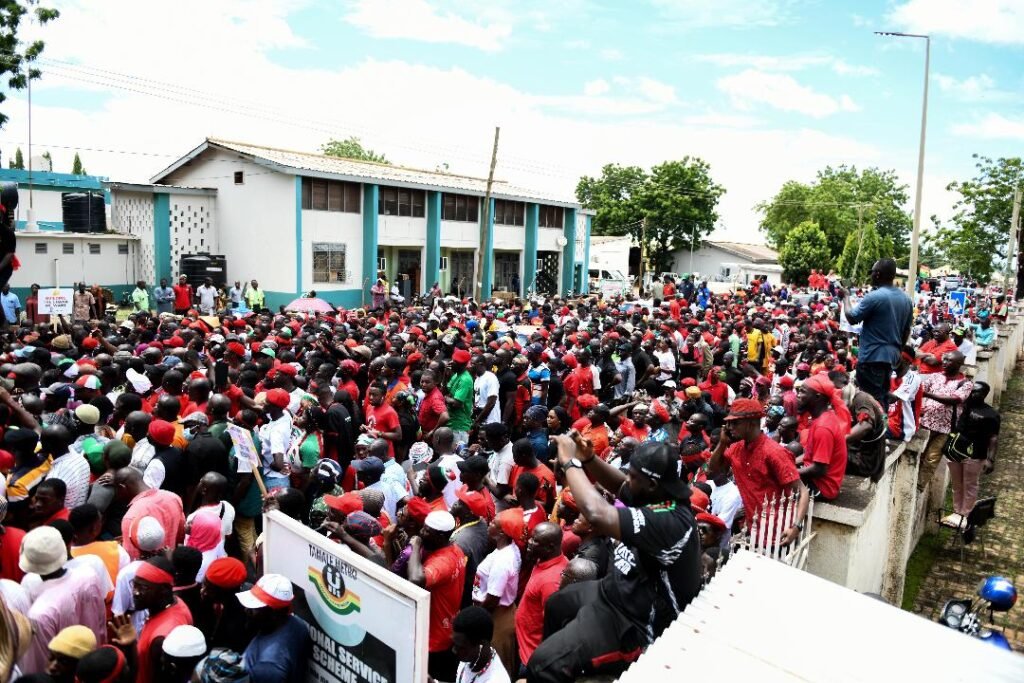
[3,0,1023,241]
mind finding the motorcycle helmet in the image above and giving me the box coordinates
[977,629,1013,651]
[978,576,1017,612]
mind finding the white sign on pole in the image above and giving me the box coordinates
[263,510,430,683]
[38,288,73,315]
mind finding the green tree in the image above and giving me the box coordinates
[320,136,389,164]
[0,1,60,128]
[71,151,85,175]
[8,145,22,168]
[931,155,1024,284]
[40,149,50,170]
[835,222,885,285]
[778,221,831,285]
[757,166,911,262]
[576,159,725,272]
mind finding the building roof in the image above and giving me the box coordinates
[589,235,633,245]
[151,138,583,209]
[104,181,217,197]
[705,241,779,264]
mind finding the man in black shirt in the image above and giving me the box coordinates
[495,349,518,425]
[527,437,701,682]
[950,381,1001,522]
[182,412,230,480]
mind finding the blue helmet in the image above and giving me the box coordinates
[978,629,1013,651]
[979,576,1017,612]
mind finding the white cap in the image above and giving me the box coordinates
[425,510,456,533]
[237,573,294,609]
[19,526,67,575]
[162,625,207,657]
[126,368,152,394]
[132,516,167,552]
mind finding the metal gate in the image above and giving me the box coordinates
[494,252,520,294]
[449,251,474,298]
[397,249,421,297]
[535,251,560,295]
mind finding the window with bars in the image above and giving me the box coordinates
[63,243,75,254]
[378,187,425,217]
[118,244,130,255]
[301,178,360,213]
[442,193,479,222]
[89,243,101,255]
[538,205,564,229]
[35,243,47,254]
[312,243,349,283]
[494,199,526,226]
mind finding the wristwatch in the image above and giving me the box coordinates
[561,457,584,474]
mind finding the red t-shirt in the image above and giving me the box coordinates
[515,553,568,663]
[617,417,649,442]
[0,525,26,582]
[366,403,400,459]
[803,410,848,500]
[339,379,360,404]
[172,284,193,310]
[509,463,556,509]
[917,339,958,374]
[699,379,729,408]
[724,434,801,524]
[514,374,532,424]
[418,388,447,434]
[423,544,466,652]
[137,598,192,682]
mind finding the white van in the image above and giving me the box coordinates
[589,268,631,297]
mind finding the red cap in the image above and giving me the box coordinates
[577,394,599,410]
[452,349,471,364]
[690,488,710,513]
[324,492,364,515]
[696,512,727,532]
[167,336,185,348]
[204,557,247,589]
[562,354,577,369]
[404,496,431,524]
[265,388,291,409]
[148,419,176,447]
[455,486,490,518]
[277,364,298,377]
[81,337,99,350]
[227,342,246,357]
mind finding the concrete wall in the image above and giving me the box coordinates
[8,233,140,301]
[806,310,1024,605]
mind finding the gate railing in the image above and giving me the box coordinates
[729,490,815,570]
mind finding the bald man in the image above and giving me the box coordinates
[516,522,567,666]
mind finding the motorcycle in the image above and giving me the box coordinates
[938,576,1017,650]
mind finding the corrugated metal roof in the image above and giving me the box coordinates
[153,138,581,208]
[620,550,1024,682]
[706,241,779,263]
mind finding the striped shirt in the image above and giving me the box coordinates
[4,455,53,502]
[46,452,92,508]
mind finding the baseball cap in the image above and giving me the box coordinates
[455,486,490,518]
[456,454,489,476]
[236,573,294,610]
[628,441,690,500]
[351,456,385,478]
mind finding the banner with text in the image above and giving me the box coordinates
[263,510,429,683]
[38,288,73,315]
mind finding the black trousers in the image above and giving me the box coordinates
[854,361,891,412]
[527,581,644,683]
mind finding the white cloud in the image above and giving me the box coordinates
[888,0,1024,45]
[717,70,859,117]
[583,79,610,96]
[344,0,512,52]
[634,77,677,105]
[696,53,877,77]
[952,114,1024,140]
[933,73,1008,102]
[600,48,623,61]
[652,0,789,28]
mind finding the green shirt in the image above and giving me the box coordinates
[245,288,265,309]
[446,370,474,432]
[728,333,741,365]
[131,287,150,312]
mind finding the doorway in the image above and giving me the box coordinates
[397,249,422,298]
[494,252,521,295]
[449,251,474,298]
[536,251,560,295]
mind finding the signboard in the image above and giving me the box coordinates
[947,290,967,316]
[263,510,430,683]
[839,297,863,334]
[38,288,73,315]
[225,423,261,470]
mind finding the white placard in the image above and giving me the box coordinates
[38,288,73,315]
[263,510,430,683]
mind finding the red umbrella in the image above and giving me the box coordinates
[284,297,334,313]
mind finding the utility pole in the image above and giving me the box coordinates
[638,215,647,294]
[1011,187,1022,300]
[851,203,871,281]
[475,127,499,301]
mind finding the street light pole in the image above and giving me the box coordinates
[876,31,929,297]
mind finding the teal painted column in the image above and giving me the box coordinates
[582,214,592,289]
[524,203,538,296]
[294,177,303,295]
[152,193,171,284]
[426,191,441,291]
[561,207,577,295]
[481,197,495,299]
[362,184,379,304]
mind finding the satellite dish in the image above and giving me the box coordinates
[555,236,568,247]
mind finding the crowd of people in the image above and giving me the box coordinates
[0,251,1007,683]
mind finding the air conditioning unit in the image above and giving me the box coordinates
[440,256,449,271]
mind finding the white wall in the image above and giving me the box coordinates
[10,235,139,288]
[440,220,477,249]
[493,225,525,250]
[164,149,295,294]
[13,188,65,224]
[109,190,156,283]
[169,193,217,275]
[379,215,427,246]
[537,227,562,252]
[301,210,363,293]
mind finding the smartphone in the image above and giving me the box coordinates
[214,361,229,389]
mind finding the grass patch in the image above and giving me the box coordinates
[902,525,953,610]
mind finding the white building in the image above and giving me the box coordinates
[133,138,592,309]
[672,240,783,286]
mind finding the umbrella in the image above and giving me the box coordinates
[284,297,334,314]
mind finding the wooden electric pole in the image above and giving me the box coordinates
[476,127,500,301]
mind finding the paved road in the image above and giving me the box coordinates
[911,362,1024,648]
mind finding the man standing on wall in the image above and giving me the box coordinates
[172,275,193,315]
[131,280,151,313]
[245,279,265,311]
[155,278,175,315]
[196,277,218,315]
